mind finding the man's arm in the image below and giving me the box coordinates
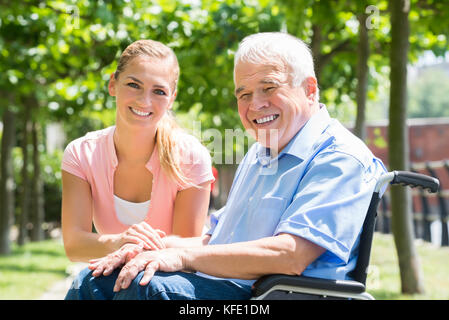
[181,233,325,279]
[163,234,211,248]
[113,233,325,291]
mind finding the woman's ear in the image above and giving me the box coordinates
[108,73,116,96]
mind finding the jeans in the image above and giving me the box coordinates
[65,267,252,300]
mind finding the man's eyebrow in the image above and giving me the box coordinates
[235,78,282,96]
[235,86,245,96]
[260,79,280,85]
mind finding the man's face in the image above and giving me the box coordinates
[234,61,314,152]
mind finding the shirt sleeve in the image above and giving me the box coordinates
[61,140,87,181]
[206,205,226,235]
[178,137,215,190]
[275,150,378,264]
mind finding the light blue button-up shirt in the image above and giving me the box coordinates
[200,105,387,287]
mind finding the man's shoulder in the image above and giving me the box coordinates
[318,120,375,168]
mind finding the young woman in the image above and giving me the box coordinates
[61,39,214,263]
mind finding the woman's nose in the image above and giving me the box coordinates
[136,91,152,108]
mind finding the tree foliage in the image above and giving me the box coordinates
[0,0,449,295]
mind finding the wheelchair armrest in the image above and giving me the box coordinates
[252,274,366,297]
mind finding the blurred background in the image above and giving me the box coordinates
[0,0,449,300]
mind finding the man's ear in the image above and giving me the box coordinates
[303,77,318,102]
[304,77,318,97]
[108,73,116,96]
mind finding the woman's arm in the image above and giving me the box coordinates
[62,171,120,261]
[171,181,211,237]
[62,171,166,262]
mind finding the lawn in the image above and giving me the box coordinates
[0,233,448,300]
[367,232,449,300]
[0,239,73,300]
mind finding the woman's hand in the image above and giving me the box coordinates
[116,221,167,251]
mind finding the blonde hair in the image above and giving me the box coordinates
[115,40,196,188]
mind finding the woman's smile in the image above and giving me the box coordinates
[129,107,153,118]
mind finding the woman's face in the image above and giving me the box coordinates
[108,55,177,131]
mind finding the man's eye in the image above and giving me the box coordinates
[263,87,276,93]
[127,82,140,89]
[239,93,251,100]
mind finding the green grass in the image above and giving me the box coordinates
[367,232,449,300]
[0,239,72,300]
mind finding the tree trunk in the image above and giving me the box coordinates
[17,107,31,246]
[388,0,425,294]
[354,12,370,141]
[30,119,45,241]
[310,24,323,83]
[0,109,16,255]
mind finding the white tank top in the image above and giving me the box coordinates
[114,195,150,226]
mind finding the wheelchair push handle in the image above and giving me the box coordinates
[391,170,439,193]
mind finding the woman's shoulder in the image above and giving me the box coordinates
[174,130,211,164]
[65,126,114,152]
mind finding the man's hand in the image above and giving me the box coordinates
[88,243,145,277]
[112,248,185,292]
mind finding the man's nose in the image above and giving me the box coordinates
[249,92,268,111]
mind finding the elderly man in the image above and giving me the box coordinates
[65,32,386,300]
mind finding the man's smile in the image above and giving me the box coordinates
[253,114,279,125]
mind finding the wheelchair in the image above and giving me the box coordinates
[251,171,440,300]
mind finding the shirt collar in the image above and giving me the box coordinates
[256,104,331,163]
[108,126,119,168]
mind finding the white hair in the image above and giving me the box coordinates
[234,32,319,98]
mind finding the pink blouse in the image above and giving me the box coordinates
[61,126,214,235]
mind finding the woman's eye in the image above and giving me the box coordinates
[154,89,167,96]
[127,82,140,89]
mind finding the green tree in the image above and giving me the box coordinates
[388,0,425,294]
[0,109,16,254]
[0,0,284,252]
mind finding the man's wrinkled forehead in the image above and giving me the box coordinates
[234,62,289,95]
